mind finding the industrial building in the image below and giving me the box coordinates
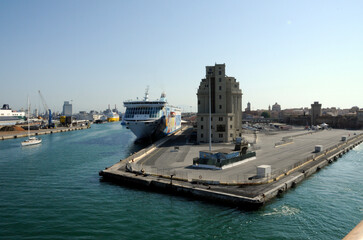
[62,101,72,117]
[196,64,242,143]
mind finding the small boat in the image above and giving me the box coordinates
[21,97,42,147]
[21,136,42,146]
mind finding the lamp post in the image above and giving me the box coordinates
[209,77,212,151]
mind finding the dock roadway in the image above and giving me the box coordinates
[100,127,363,207]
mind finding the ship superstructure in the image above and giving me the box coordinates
[123,89,181,140]
[105,104,120,122]
[0,104,26,125]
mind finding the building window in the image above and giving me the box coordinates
[216,125,225,132]
[230,117,232,121]
[219,134,223,138]
[219,117,223,121]
[230,125,232,129]
[219,86,222,90]
[219,105,222,109]
[219,71,222,75]
[211,117,213,121]
[201,134,203,138]
[198,100,200,105]
[219,78,221,82]
[201,125,203,130]
[201,117,203,121]
[219,95,221,100]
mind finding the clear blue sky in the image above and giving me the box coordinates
[1,0,362,113]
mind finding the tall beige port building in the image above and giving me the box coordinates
[311,101,322,125]
[197,63,242,143]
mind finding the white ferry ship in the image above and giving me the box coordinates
[0,104,26,125]
[123,89,181,140]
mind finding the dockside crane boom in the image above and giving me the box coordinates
[38,90,53,127]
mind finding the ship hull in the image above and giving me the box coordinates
[21,138,42,146]
[124,107,181,140]
[107,116,120,122]
[126,119,162,140]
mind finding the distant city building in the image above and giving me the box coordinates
[322,107,338,117]
[62,101,72,116]
[350,106,359,113]
[282,108,305,117]
[197,63,242,143]
[245,102,251,112]
[33,109,38,117]
[269,103,281,119]
[311,101,322,125]
[357,110,363,122]
[272,102,281,112]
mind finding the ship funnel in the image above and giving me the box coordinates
[160,91,167,102]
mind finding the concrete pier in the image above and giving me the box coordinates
[344,220,363,240]
[0,126,90,140]
[99,127,363,208]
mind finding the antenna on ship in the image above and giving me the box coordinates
[144,86,149,101]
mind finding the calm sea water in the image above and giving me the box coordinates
[0,123,362,240]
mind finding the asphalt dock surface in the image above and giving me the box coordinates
[100,126,363,208]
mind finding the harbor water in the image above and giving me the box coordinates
[0,123,362,239]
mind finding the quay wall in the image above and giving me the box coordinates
[0,126,90,140]
[100,170,264,207]
[261,135,363,203]
[100,133,363,208]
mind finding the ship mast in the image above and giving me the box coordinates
[144,86,149,101]
[27,97,30,138]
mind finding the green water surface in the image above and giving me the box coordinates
[0,123,362,239]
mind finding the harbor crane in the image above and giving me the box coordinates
[38,90,54,128]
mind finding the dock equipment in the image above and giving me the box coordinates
[38,90,54,128]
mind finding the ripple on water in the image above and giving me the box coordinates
[261,205,301,217]
[0,125,363,240]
